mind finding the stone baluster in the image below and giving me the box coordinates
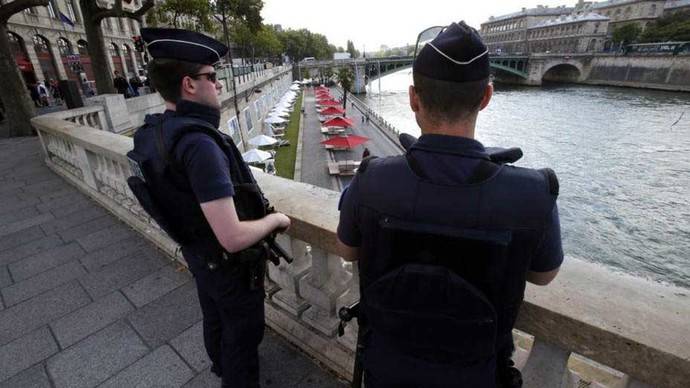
[336,261,359,351]
[521,338,571,388]
[298,246,352,336]
[268,234,311,316]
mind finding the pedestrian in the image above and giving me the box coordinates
[361,147,370,158]
[337,22,563,388]
[361,115,365,124]
[128,73,143,97]
[128,28,291,387]
[113,70,130,97]
[29,83,41,107]
[49,79,62,105]
[37,81,49,107]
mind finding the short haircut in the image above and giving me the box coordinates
[147,58,205,103]
[412,72,489,123]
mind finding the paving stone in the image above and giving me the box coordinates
[123,264,191,308]
[0,196,41,216]
[57,215,116,243]
[35,194,90,217]
[76,223,137,252]
[79,249,168,299]
[37,187,78,203]
[21,178,66,195]
[39,206,106,235]
[46,321,149,388]
[50,291,134,349]
[79,236,150,272]
[9,243,86,282]
[0,363,52,388]
[0,213,54,239]
[182,368,221,388]
[0,225,45,252]
[0,181,26,195]
[0,204,38,225]
[169,321,210,372]
[0,281,91,345]
[2,260,87,307]
[128,282,202,348]
[296,372,348,388]
[0,266,11,288]
[0,234,62,266]
[258,329,323,387]
[99,345,195,388]
[0,327,58,382]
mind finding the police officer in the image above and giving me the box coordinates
[337,22,563,387]
[129,29,290,388]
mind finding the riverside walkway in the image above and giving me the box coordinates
[298,87,403,190]
[0,137,346,387]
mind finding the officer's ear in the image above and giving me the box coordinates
[181,75,197,97]
[478,82,493,111]
[409,85,421,113]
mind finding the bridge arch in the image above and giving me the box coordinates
[541,62,583,83]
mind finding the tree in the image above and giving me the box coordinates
[612,23,642,45]
[0,0,49,137]
[80,0,154,95]
[640,10,690,43]
[346,40,360,58]
[337,67,353,116]
[147,0,214,32]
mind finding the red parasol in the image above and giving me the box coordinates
[323,116,354,128]
[321,135,369,149]
[320,106,346,115]
[316,94,333,100]
[319,100,341,106]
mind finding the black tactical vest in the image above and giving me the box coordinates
[354,153,558,386]
[128,111,268,265]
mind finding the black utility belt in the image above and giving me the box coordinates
[204,244,268,271]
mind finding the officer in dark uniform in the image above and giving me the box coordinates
[128,28,291,388]
[337,22,563,387]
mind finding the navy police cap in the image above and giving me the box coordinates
[413,22,489,82]
[141,28,228,65]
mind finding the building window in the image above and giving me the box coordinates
[649,4,657,17]
[77,40,88,56]
[46,0,60,19]
[57,38,71,56]
[66,0,79,23]
[109,42,119,57]
[33,35,50,54]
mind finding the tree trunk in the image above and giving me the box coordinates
[342,90,347,117]
[80,1,115,94]
[0,22,36,137]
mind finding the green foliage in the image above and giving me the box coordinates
[215,0,263,32]
[274,93,302,179]
[346,40,360,58]
[612,23,642,44]
[148,0,214,32]
[278,29,334,61]
[337,67,354,92]
[640,11,690,42]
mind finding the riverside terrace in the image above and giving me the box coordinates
[2,88,687,387]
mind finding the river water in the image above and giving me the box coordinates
[361,69,690,288]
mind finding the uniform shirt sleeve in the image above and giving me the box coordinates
[176,133,235,203]
[530,204,564,272]
[337,176,362,247]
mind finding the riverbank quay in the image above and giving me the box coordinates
[297,86,403,191]
[0,137,347,387]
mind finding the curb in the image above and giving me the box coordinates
[294,91,305,182]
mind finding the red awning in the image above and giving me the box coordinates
[320,135,369,148]
[316,93,332,99]
[14,57,33,72]
[323,116,354,128]
[320,106,345,115]
[319,100,341,106]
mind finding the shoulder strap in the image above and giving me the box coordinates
[467,160,500,184]
[357,155,378,174]
[405,152,428,179]
[539,168,559,196]
[156,117,224,175]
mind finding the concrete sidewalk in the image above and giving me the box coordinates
[0,137,347,388]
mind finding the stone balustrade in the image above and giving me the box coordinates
[30,113,690,388]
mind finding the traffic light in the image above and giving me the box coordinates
[133,36,144,52]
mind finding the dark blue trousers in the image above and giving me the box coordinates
[188,256,265,388]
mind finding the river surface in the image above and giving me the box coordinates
[361,68,690,288]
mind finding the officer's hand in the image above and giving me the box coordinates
[271,213,291,233]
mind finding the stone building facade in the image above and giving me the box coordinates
[5,0,145,89]
[663,0,690,15]
[480,5,574,53]
[577,0,666,33]
[526,13,610,53]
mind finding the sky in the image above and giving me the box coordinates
[262,0,576,52]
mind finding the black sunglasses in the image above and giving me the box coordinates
[413,25,448,59]
[191,72,218,83]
